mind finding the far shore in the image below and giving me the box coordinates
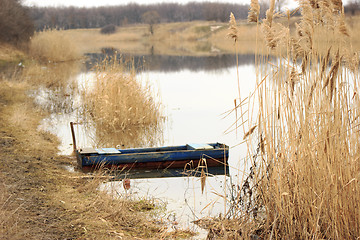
[56,17,360,57]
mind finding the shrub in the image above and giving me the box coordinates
[100,24,116,34]
[29,29,80,62]
[83,57,163,148]
[0,0,34,45]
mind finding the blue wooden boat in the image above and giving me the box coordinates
[76,143,229,171]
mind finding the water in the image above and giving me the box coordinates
[37,53,258,237]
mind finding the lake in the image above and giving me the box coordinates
[37,52,258,237]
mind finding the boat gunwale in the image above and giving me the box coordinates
[77,142,228,157]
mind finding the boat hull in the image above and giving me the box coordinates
[76,143,229,171]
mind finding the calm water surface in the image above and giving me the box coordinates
[38,53,258,237]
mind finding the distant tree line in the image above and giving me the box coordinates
[29,2,257,30]
[0,0,34,45]
[344,0,360,15]
[2,0,357,45]
[27,1,360,31]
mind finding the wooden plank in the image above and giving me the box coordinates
[96,148,121,154]
[187,143,213,150]
[79,148,97,154]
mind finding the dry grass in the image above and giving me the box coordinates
[29,29,81,62]
[0,43,27,63]
[197,2,360,239]
[82,56,163,148]
[0,178,23,239]
[50,171,169,239]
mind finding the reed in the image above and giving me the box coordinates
[246,0,359,238]
[248,0,260,23]
[83,56,163,149]
[199,0,360,238]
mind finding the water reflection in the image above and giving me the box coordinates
[32,86,77,114]
[118,166,229,179]
[82,120,164,149]
[28,62,81,114]
[101,173,231,237]
[86,166,229,179]
[84,50,255,72]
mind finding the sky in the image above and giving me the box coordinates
[22,0,304,9]
[22,0,353,11]
[23,0,252,8]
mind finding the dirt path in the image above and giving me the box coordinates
[0,80,86,239]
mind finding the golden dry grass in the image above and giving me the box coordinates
[29,29,81,62]
[251,5,360,237]
[82,57,163,148]
[0,175,23,239]
[0,43,27,62]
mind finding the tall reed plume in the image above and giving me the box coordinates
[248,0,260,23]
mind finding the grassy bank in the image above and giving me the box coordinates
[56,17,360,57]
[56,21,262,56]
[29,29,81,62]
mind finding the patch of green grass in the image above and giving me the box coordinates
[194,25,210,33]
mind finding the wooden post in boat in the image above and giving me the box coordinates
[70,122,77,152]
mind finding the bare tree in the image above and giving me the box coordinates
[141,10,160,35]
[0,0,34,44]
[28,2,251,30]
[276,0,287,12]
[345,0,360,15]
